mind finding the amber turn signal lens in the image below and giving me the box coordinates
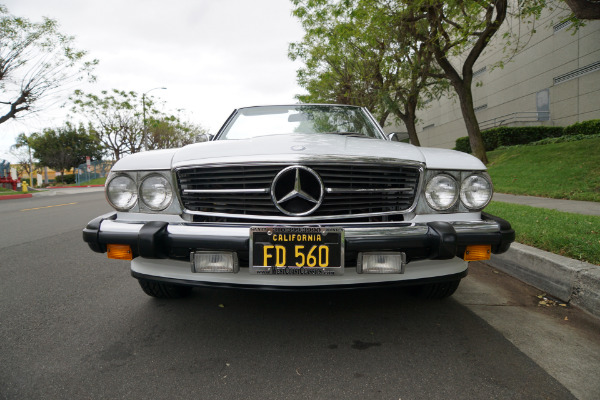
[107,244,133,260]
[464,245,491,261]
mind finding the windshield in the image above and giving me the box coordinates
[218,105,383,140]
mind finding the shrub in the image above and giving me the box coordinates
[55,174,75,184]
[494,126,564,147]
[453,120,600,152]
[563,120,600,136]
[455,137,471,153]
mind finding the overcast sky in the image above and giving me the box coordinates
[0,0,306,162]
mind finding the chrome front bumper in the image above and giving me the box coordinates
[83,212,514,263]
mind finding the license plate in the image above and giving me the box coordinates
[250,227,344,275]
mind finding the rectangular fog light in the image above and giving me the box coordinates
[191,252,239,273]
[357,252,406,274]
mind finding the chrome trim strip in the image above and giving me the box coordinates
[183,209,411,221]
[326,187,413,193]
[361,106,388,139]
[99,219,500,238]
[173,157,425,170]
[183,188,269,194]
[452,221,499,233]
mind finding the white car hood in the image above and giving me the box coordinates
[112,133,486,171]
[172,134,425,166]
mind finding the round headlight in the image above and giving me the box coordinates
[107,175,137,211]
[140,175,173,211]
[425,174,458,211]
[461,175,493,210]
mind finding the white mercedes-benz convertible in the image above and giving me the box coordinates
[83,104,514,299]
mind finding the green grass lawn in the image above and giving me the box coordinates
[487,137,600,202]
[0,187,21,196]
[81,177,107,185]
[485,201,600,265]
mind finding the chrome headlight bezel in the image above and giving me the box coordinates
[105,170,180,214]
[139,173,174,211]
[424,173,459,211]
[460,173,493,210]
[106,174,138,211]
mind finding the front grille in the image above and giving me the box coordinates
[177,163,421,220]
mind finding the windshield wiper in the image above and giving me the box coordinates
[323,132,373,138]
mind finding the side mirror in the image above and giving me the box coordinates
[197,133,214,142]
[388,132,401,142]
[387,132,409,142]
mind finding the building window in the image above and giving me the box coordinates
[474,104,488,112]
[553,20,572,33]
[536,89,550,121]
[553,61,600,85]
[473,66,487,78]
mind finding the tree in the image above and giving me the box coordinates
[564,0,600,19]
[71,89,148,160]
[289,0,448,146]
[71,89,207,159]
[11,133,36,181]
[0,5,97,125]
[291,0,550,163]
[403,0,549,164]
[146,117,208,150]
[28,123,103,174]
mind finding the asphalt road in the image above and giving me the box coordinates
[1,190,599,399]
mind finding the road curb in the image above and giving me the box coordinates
[485,242,600,318]
[0,193,33,201]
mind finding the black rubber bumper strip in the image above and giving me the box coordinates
[82,212,117,253]
[83,213,515,260]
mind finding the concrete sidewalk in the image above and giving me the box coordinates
[487,193,600,318]
[493,193,600,216]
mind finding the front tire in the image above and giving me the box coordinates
[410,279,461,299]
[138,278,193,299]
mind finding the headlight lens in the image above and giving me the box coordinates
[425,174,458,211]
[107,175,137,211]
[140,174,173,211]
[461,175,493,210]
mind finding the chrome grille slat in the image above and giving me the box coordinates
[177,163,421,220]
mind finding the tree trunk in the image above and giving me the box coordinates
[405,98,421,146]
[405,119,421,146]
[454,83,488,164]
[378,111,390,127]
[393,109,421,146]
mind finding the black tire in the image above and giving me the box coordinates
[410,279,461,299]
[138,278,193,299]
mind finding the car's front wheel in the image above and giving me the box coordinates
[138,279,193,299]
[410,279,461,299]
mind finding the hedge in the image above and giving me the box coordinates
[55,174,76,184]
[454,119,600,153]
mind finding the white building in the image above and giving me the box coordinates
[403,7,600,149]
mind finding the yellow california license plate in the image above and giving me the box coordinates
[250,227,344,275]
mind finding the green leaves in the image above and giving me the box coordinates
[70,89,207,159]
[289,0,445,144]
[26,123,103,173]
